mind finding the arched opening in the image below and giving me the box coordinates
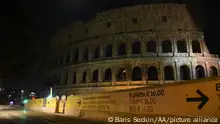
[94,47,100,59]
[82,71,87,83]
[146,41,156,52]
[162,40,172,53]
[105,44,112,57]
[104,68,112,81]
[66,51,70,64]
[195,65,205,79]
[72,72,77,84]
[118,43,126,55]
[59,54,64,65]
[63,72,68,85]
[55,56,58,67]
[92,70,99,82]
[180,65,191,80]
[177,40,187,53]
[192,40,201,53]
[210,66,218,77]
[83,48,88,61]
[74,48,79,62]
[147,66,158,80]
[132,41,141,54]
[116,68,127,81]
[164,65,174,80]
[132,67,142,81]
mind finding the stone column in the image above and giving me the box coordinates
[218,62,220,76]
[141,41,146,56]
[204,62,209,78]
[112,65,116,85]
[159,62,164,84]
[141,64,147,84]
[191,62,196,80]
[126,63,132,85]
[188,36,193,53]
[173,61,177,81]
[98,68,103,83]
[87,68,91,83]
[174,61,180,81]
[127,41,132,56]
[100,44,104,58]
[173,36,177,53]
[88,46,92,61]
[113,42,117,58]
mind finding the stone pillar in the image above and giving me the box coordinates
[157,40,162,53]
[88,46,92,61]
[112,65,116,85]
[204,62,209,78]
[113,42,117,57]
[98,68,103,83]
[100,44,104,58]
[126,63,132,85]
[87,68,91,83]
[127,41,132,56]
[218,62,220,76]
[141,64,147,84]
[174,61,180,82]
[188,36,193,53]
[159,62,164,84]
[173,36,178,53]
[141,41,146,56]
[191,62,196,80]
[173,61,177,81]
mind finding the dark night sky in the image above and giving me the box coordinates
[0,0,219,90]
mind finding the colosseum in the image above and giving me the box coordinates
[46,3,220,96]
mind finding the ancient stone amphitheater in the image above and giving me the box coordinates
[47,3,220,96]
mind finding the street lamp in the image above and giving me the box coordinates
[21,90,24,99]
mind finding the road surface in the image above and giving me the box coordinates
[0,105,105,124]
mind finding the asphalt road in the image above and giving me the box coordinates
[0,105,105,124]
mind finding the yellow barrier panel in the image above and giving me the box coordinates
[65,80,220,117]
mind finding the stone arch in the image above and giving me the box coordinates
[210,66,218,77]
[82,71,87,83]
[72,72,77,84]
[83,47,89,61]
[192,40,201,53]
[59,53,64,65]
[105,44,112,57]
[147,66,158,80]
[74,48,79,62]
[177,40,187,53]
[195,65,205,79]
[162,40,172,53]
[132,66,142,81]
[116,67,127,81]
[132,41,141,54]
[92,69,99,82]
[118,43,126,55]
[104,68,112,81]
[146,41,156,53]
[66,51,70,64]
[180,65,191,80]
[164,65,174,80]
[94,47,100,59]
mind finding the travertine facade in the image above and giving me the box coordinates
[47,4,220,96]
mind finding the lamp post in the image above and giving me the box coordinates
[21,90,24,100]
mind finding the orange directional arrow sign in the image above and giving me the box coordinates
[186,89,209,110]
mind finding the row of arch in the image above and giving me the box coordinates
[55,40,202,67]
[59,65,218,84]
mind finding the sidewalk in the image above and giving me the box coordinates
[25,109,105,124]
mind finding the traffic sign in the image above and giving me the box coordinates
[186,89,209,110]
